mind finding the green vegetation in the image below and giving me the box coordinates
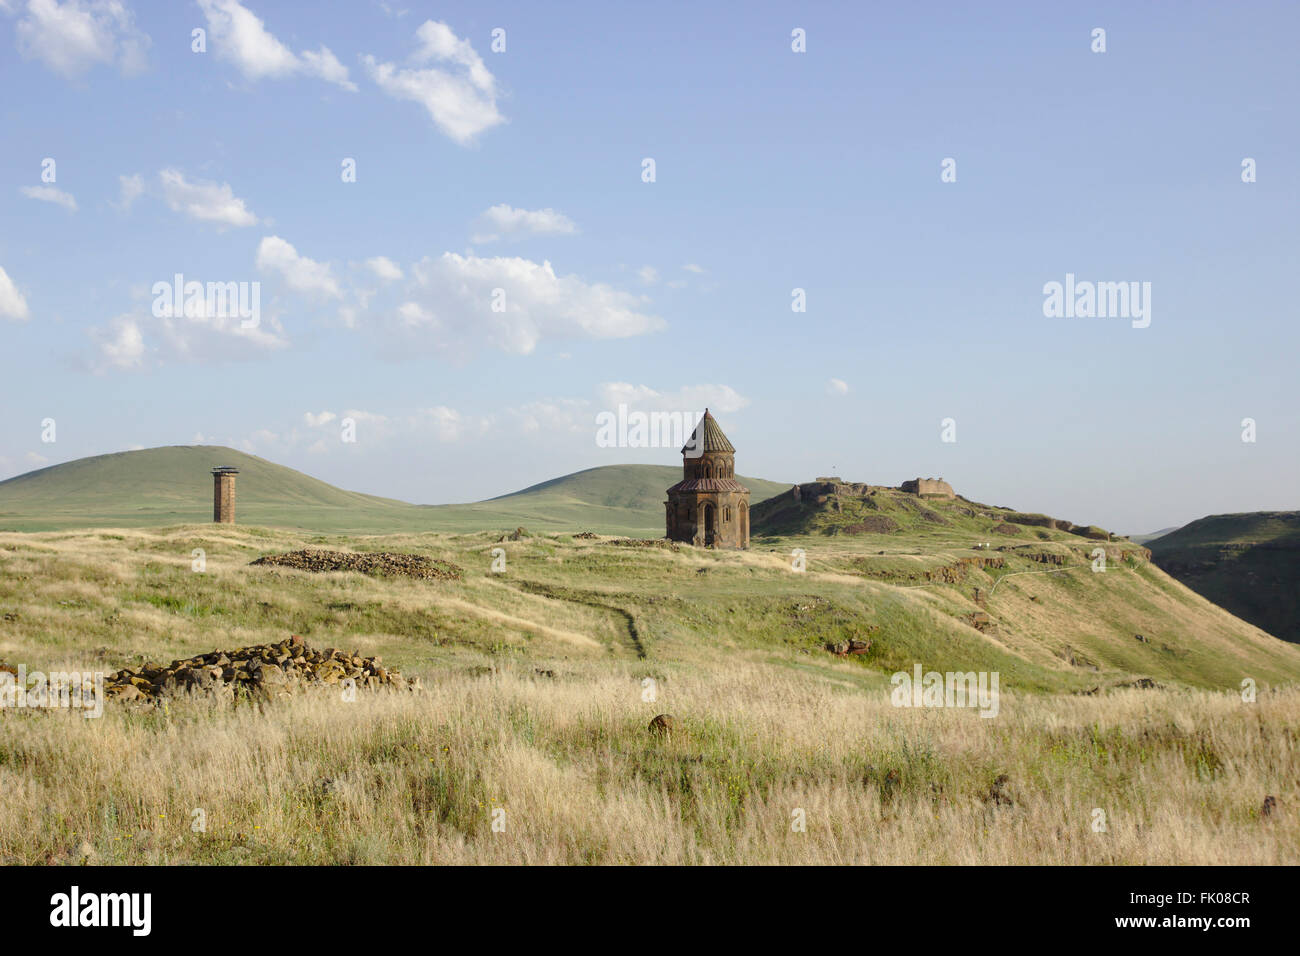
[0,446,789,535]
[1,521,1297,864]
[1150,511,1300,643]
[2,452,1296,863]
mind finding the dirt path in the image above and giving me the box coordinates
[502,580,647,659]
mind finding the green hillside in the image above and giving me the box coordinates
[751,479,1120,545]
[1149,511,1300,643]
[0,447,789,535]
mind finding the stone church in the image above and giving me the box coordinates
[665,409,750,548]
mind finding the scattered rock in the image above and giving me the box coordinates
[1134,633,1149,643]
[499,527,530,542]
[572,532,598,540]
[1262,795,1277,818]
[103,637,417,702]
[250,549,462,581]
[609,538,681,551]
[825,638,872,656]
[648,714,675,737]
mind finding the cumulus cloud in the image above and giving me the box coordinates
[471,204,577,243]
[87,314,146,370]
[159,169,258,227]
[365,256,403,281]
[0,266,31,320]
[88,299,288,373]
[637,265,658,285]
[303,411,337,427]
[598,382,749,415]
[112,172,143,210]
[14,0,151,77]
[362,20,503,144]
[197,0,357,90]
[414,405,476,442]
[827,377,849,395]
[393,252,663,356]
[682,263,706,274]
[256,236,341,298]
[508,398,590,435]
[20,184,77,211]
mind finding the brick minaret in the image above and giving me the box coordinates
[212,467,239,524]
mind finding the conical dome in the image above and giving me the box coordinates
[681,409,735,455]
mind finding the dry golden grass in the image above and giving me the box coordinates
[1,665,1295,865]
[2,525,1298,865]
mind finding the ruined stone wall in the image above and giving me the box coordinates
[901,477,955,498]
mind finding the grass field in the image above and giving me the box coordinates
[2,515,1297,864]
[0,446,790,535]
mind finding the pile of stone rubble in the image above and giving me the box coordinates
[250,549,463,580]
[104,636,418,702]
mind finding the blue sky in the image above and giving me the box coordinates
[0,0,1296,532]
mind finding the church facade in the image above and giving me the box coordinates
[665,409,750,548]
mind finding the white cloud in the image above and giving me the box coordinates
[24,451,49,466]
[14,0,151,77]
[159,168,258,227]
[362,20,503,144]
[244,428,279,450]
[197,0,357,90]
[112,172,143,210]
[682,263,706,274]
[88,315,146,370]
[396,300,431,325]
[509,399,589,435]
[637,265,658,285]
[20,184,77,211]
[827,377,849,395]
[365,256,403,281]
[395,252,663,356]
[416,405,467,442]
[598,382,750,415]
[471,204,577,243]
[0,266,30,320]
[88,299,288,373]
[303,411,337,427]
[256,236,341,298]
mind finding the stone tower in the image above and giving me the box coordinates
[212,467,239,524]
[665,409,750,548]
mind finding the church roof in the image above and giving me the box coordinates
[666,477,750,495]
[682,409,735,455]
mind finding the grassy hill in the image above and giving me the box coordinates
[751,479,1119,546]
[0,446,789,535]
[2,520,1298,863]
[1149,511,1300,643]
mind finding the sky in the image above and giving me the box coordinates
[0,0,1296,534]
